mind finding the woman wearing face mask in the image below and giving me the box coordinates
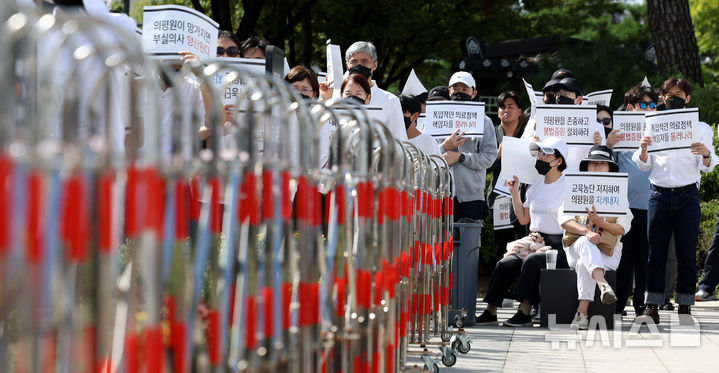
[476,137,569,326]
[340,74,372,105]
[285,66,320,101]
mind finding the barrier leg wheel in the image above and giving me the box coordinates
[441,350,457,367]
[441,332,452,342]
[453,339,471,354]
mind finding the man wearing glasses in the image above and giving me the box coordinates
[606,85,657,317]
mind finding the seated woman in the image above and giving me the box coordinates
[560,145,632,330]
[475,137,568,326]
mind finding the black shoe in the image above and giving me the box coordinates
[635,304,659,325]
[475,310,499,325]
[678,305,691,315]
[677,305,694,326]
[503,310,533,327]
[659,299,674,311]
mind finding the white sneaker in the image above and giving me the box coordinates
[600,283,617,304]
[695,289,717,301]
[570,313,589,330]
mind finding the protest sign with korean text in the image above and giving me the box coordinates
[209,57,266,106]
[501,137,541,184]
[644,108,699,154]
[536,104,597,146]
[582,89,613,107]
[142,5,219,60]
[611,111,646,150]
[326,41,344,99]
[424,101,485,139]
[493,196,513,230]
[563,172,629,217]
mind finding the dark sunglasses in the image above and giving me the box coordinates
[596,117,611,125]
[217,46,239,57]
[639,101,657,110]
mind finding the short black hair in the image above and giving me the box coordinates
[596,104,612,121]
[497,91,521,108]
[627,86,658,105]
[555,149,567,172]
[661,77,693,96]
[399,94,421,115]
[240,36,268,57]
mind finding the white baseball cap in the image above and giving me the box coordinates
[529,137,568,160]
[448,71,475,89]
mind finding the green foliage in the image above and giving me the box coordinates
[690,0,719,83]
[697,199,719,273]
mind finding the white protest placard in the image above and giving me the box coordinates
[523,79,537,106]
[208,57,266,106]
[612,111,646,150]
[501,136,541,184]
[583,89,613,107]
[563,172,629,217]
[536,104,597,146]
[142,5,219,60]
[326,41,344,99]
[424,101,485,139]
[494,169,511,197]
[644,108,700,154]
[493,196,513,230]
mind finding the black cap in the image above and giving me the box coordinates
[427,86,449,101]
[542,79,561,93]
[554,77,583,96]
[579,145,618,172]
[551,68,574,80]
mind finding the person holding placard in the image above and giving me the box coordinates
[607,85,655,317]
[633,78,719,325]
[399,95,441,158]
[560,145,632,330]
[344,41,407,141]
[440,71,497,221]
[488,91,530,260]
[475,137,567,327]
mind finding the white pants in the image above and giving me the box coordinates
[564,236,622,301]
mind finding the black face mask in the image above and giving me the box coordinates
[343,95,365,105]
[664,96,686,110]
[300,94,314,102]
[604,126,613,137]
[554,95,575,105]
[404,116,413,129]
[450,92,472,102]
[534,159,552,175]
[348,64,372,80]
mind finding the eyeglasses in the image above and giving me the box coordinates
[295,87,314,96]
[217,46,239,57]
[596,117,611,125]
[639,101,657,110]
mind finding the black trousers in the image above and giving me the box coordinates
[483,233,566,307]
[615,208,648,314]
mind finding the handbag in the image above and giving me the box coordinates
[561,216,619,256]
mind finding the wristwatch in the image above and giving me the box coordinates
[458,153,466,163]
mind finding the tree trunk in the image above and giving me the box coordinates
[647,0,704,86]
[209,0,232,32]
[237,0,266,40]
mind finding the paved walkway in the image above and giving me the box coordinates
[406,300,719,372]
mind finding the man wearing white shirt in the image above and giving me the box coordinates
[633,77,719,324]
[345,41,408,142]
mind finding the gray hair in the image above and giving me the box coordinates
[345,41,377,62]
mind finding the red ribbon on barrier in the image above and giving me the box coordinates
[61,174,87,262]
[146,326,163,373]
[245,296,257,349]
[171,322,185,373]
[374,271,383,306]
[282,282,291,331]
[26,172,43,264]
[97,172,113,253]
[189,176,201,222]
[262,287,273,339]
[207,309,220,365]
[356,269,372,308]
[124,166,138,237]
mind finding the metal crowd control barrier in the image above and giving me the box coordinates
[0,5,471,373]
